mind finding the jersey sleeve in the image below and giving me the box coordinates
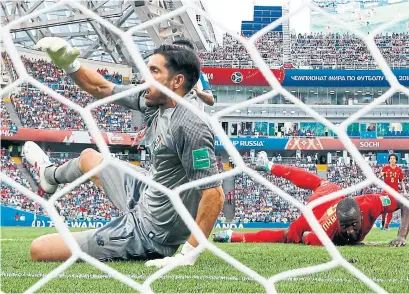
[111,85,158,126]
[171,107,221,191]
[381,166,388,173]
[399,168,404,181]
[111,85,144,110]
[373,194,400,216]
[199,72,211,90]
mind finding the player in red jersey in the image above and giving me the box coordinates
[214,152,409,246]
[379,154,407,230]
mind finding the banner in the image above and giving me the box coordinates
[1,205,109,228]
[214,221,398,229]
[1,127,133,145]
[216,137,409,151]
[215,137,289,150]
[3,127,409,150]
[282,69,409,87]
[286,138,409,150]
[201,68,409,87]
[201,68,285,86]
[1,206,399,229]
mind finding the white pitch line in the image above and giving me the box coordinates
[1,272,408,284]
[0,239,32,241]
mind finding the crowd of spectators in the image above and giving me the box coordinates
[1,53,133,132]
[23,155,123,221]
[199,32,283,68]
[1,151,46,215]
[1,101,13,128]
[198,32,409,69]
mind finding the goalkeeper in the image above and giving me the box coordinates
[214,152,409,246]
[27,38,224,268]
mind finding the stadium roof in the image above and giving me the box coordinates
[1,0,217,67]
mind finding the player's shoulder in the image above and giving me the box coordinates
[355,194,382,205]
[170,102,212,136]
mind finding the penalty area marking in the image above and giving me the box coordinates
[0,272,408,284]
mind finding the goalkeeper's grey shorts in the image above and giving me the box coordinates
[73,160,178,261]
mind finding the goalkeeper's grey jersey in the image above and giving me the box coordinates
[112,85,221,245]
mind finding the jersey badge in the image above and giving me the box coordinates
[192,148,211,169]
[380,195,391,206]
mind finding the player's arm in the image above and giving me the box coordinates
[70,66,115,99]
[302,231,324,246]
[193,72,215,106]
[391,193,409,246]
[399,169,407,194]
[187,186,224,248]
[35,37,115,99]
[194,87,215,106]
[176,118,224,257]
[378,166,386,179]
[377,193,409,246]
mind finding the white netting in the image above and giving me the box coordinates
[1,0,409,293]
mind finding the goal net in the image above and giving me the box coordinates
[1,0,409,293]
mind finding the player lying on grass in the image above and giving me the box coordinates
[26,38,224,268]
[214,152,409,246]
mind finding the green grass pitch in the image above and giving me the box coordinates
[1,227,408,293]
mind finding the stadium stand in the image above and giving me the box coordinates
[199,32,409,69]
[1,101,14,128]
[1,151,46,216]
[1,53,133,132]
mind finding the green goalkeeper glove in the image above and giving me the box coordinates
[35,37,81,74]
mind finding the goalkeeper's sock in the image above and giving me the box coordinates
[44,157,84,184]
[231,230,286,243]
[270,164,322,191]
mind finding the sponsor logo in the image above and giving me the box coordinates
[110,134,125,144]
[215,140,265,147]
[214,223,244,229]
[152,135,163,151]
[192,148,211,169]
[231,72,243,84]
[380,196,391,207]
[359,141,380,148]
[0,129,13,137]
[96,235,105,246]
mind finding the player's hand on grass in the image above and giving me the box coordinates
[35,37,81,74]
[389,236,406,247]
[145,242,201,268]
[145,253,194,268]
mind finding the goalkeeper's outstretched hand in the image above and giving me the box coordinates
[35,37,81,74]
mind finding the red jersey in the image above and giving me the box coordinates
[382,165,404,192]
[303,194,399,246]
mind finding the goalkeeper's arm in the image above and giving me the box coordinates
[35,37,115,99]
[71,66,115,100]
